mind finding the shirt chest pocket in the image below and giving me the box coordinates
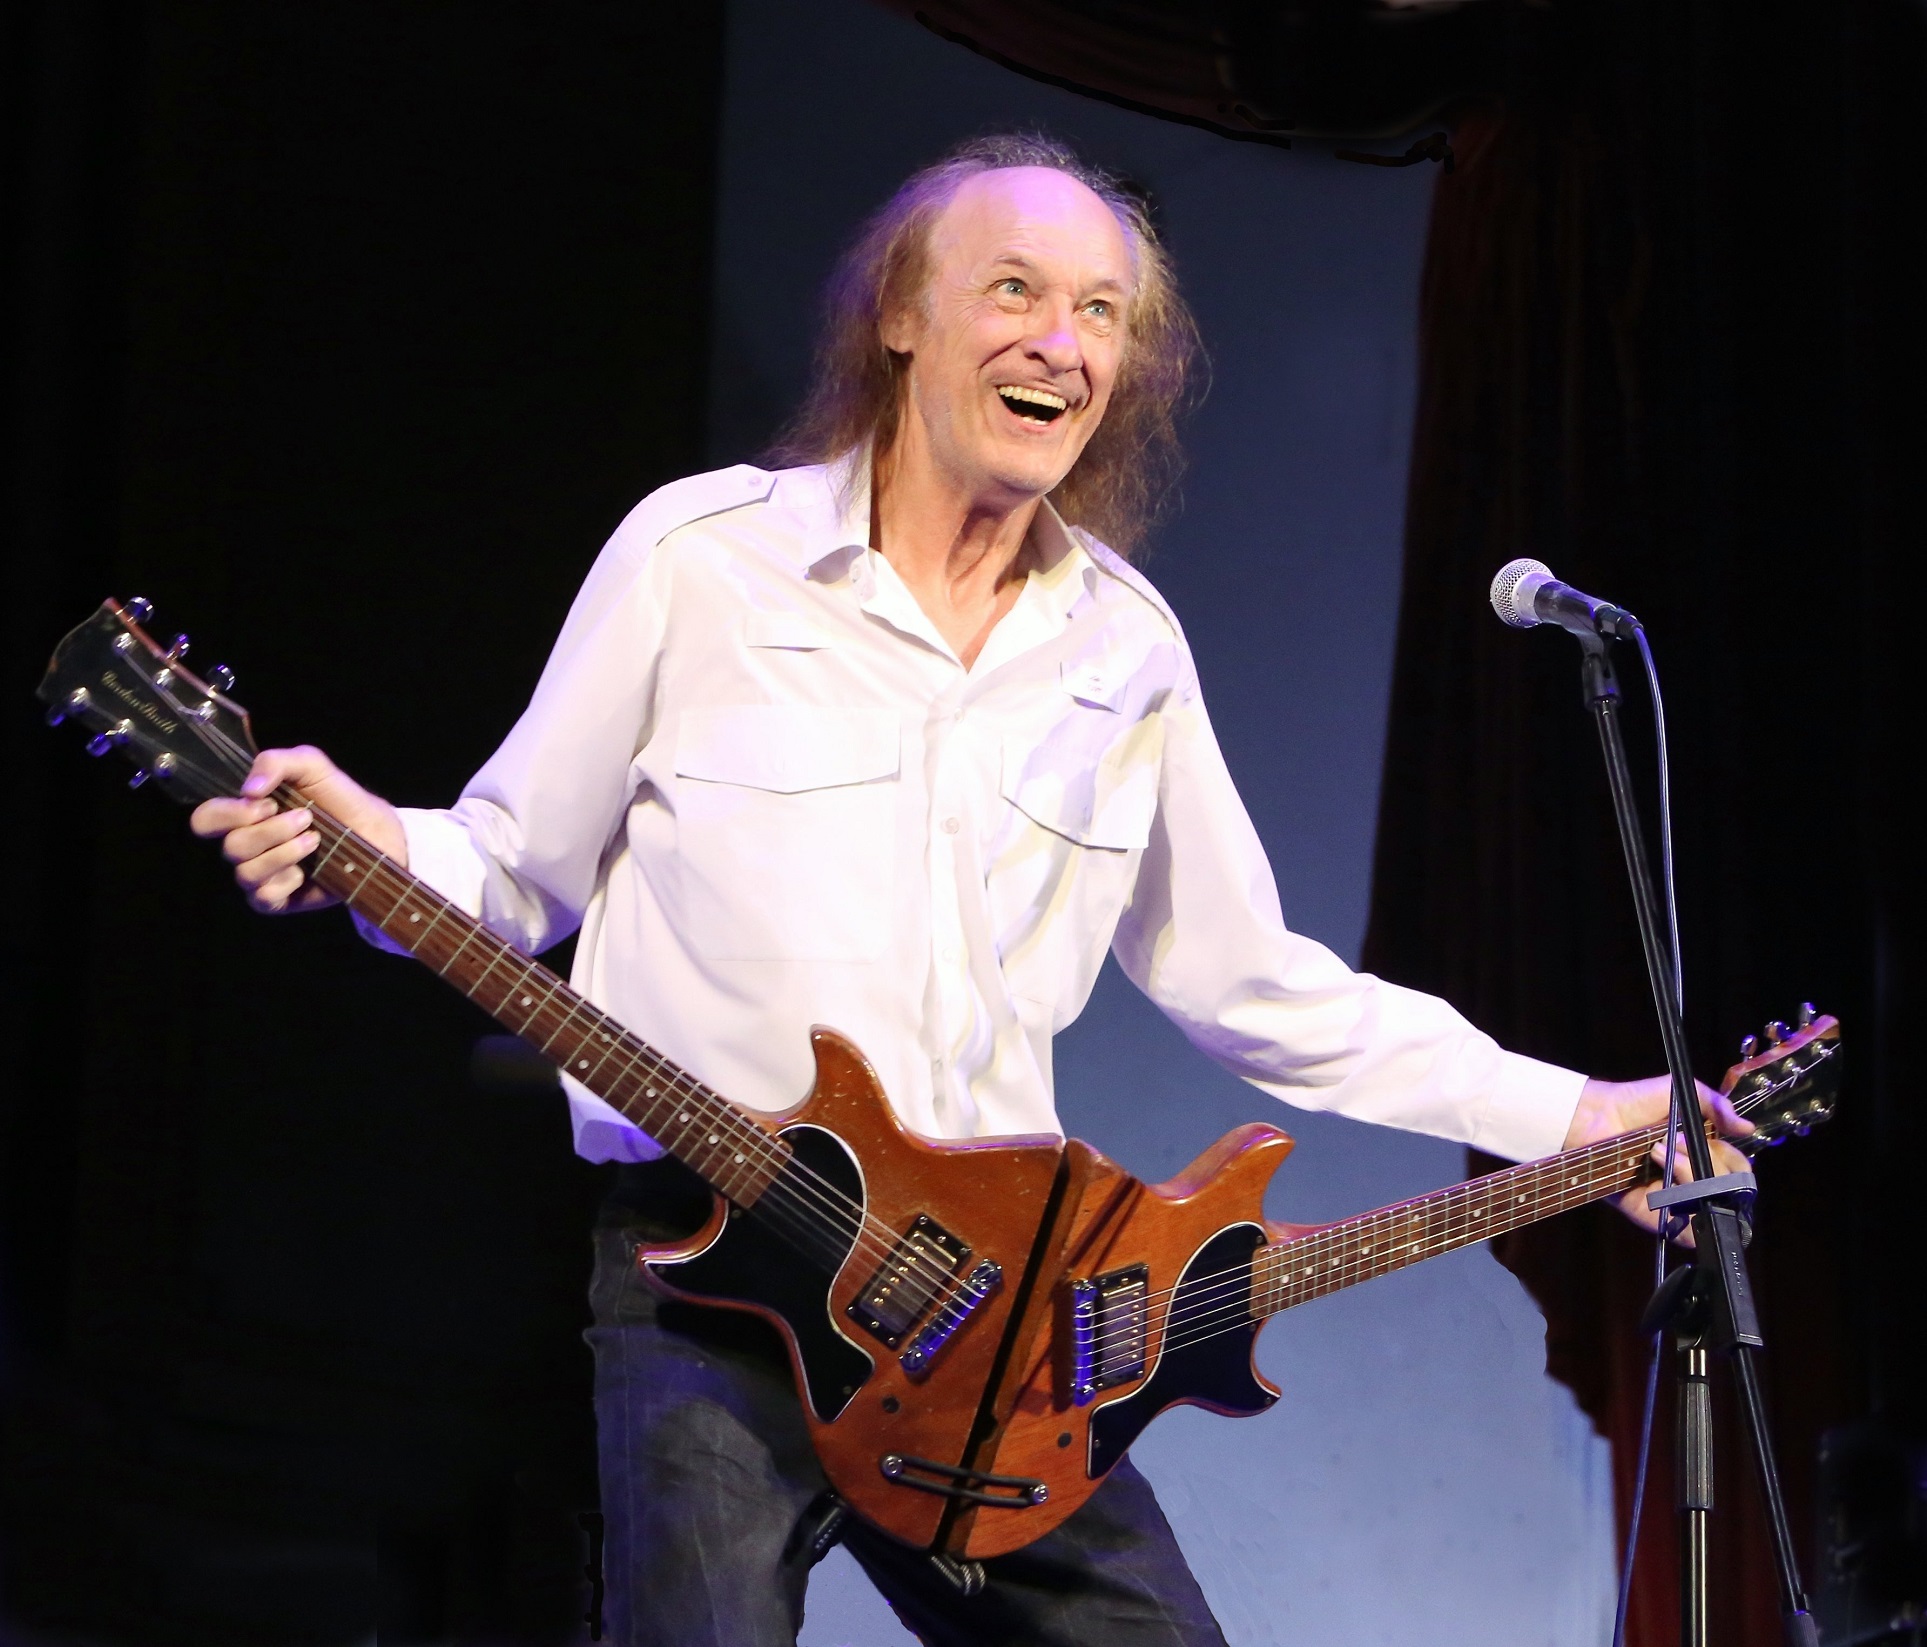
[999,712,1163,851]
[672,705,900,962]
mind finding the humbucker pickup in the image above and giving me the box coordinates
[847,1214,970,1348]
[1063,1264,1150,1405]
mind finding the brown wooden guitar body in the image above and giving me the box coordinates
[950,1122,1301,1558]
[635,1028,1067,1551]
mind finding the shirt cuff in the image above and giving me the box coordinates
[349,807,490,955]
[1469,1051,1588,1162]
[564,1074,667,1163]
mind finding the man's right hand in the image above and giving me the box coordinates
[189,745,406,915]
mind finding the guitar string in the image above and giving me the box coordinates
[138,663,1831,1367]
[1096,1065,1827,1368]
[309,805,966,1301]
[1082,1106,1713,1356]
[1087,1087,1804,1367]
[260,763,970,1302]
[169,700,973,1313]
[1077,1064,1823,1365]
[318,819,971,1301]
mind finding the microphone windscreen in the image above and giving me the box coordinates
[1490,558,1552,628]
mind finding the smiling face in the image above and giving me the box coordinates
[881,166,1134,513]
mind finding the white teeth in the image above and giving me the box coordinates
[997,385,1069,411]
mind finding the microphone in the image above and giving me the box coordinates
[1489,558,1640,639]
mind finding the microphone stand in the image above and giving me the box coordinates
[1573,631,1817,1647]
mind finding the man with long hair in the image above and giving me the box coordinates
[192,134,1747,1646]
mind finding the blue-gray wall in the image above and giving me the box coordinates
[706,5,1616,1641]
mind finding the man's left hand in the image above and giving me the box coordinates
[1565,1076,1755,1241]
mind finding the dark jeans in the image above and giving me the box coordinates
[587,1223,1229,1647]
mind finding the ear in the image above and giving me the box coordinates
[878,303,919,357]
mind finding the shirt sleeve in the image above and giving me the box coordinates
[353,504,672,956]
[1110,639,1584,1163]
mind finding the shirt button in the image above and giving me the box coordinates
[941,816,961,835]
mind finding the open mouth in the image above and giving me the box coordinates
[996,385,1070,425]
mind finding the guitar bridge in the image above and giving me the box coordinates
[899,1258,1002,1379]
[1064,1264,1150,1405]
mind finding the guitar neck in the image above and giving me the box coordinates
[1251,1120,1684,1319]
[299,802,788,1204]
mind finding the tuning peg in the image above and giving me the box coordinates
[128,770,149,789]
[44,705,65,727]
[208,664,236,695]
[86,724,129,757]
[1797,1003,1816,1027]
[1740,1034,1759,1060]
[124,596,154,625]
[1764,1021,1788,1045]
[166,633,190,663]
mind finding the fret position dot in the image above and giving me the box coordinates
[708,1135,719,1144]
[521,996,532,1006]
[734,1153,744,1164]
[679,1114,689,1123]
[578,1059,589,1069]
[408,912,420,923]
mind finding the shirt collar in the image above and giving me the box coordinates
[771,450,871,582]
[773,448,1097,611]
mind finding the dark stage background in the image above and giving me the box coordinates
[7,4,723,1641]
[6,2,1922,1644]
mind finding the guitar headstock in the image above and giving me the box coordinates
[37,598,257,806]
[1720,1005,1841,1151]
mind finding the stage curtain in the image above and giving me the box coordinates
[1359,5,1923,1641]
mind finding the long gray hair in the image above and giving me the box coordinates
[770,133,1201,558]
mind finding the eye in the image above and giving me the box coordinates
[1082,298,1117,327]
[994,277,1027,298]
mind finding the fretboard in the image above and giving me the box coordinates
[298,800,789,1205]
[1250,1121,1681,1319]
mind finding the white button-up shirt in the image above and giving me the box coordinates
[384,458,1583,1165]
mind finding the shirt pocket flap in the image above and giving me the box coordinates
[744,611,834,650]
[1059,659,1127,710]
[677,705,899,794]
[1000,721,1161,850]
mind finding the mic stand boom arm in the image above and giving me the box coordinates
[1575,631,1817,1647]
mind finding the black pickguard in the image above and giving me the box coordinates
[1087,1223,1276,1477]
[644,1124,875,1423]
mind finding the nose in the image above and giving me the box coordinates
[1023,294,1082,375]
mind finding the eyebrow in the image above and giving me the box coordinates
[986,253,1128,297]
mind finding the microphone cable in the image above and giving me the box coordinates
[1611,620,1685,1647]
